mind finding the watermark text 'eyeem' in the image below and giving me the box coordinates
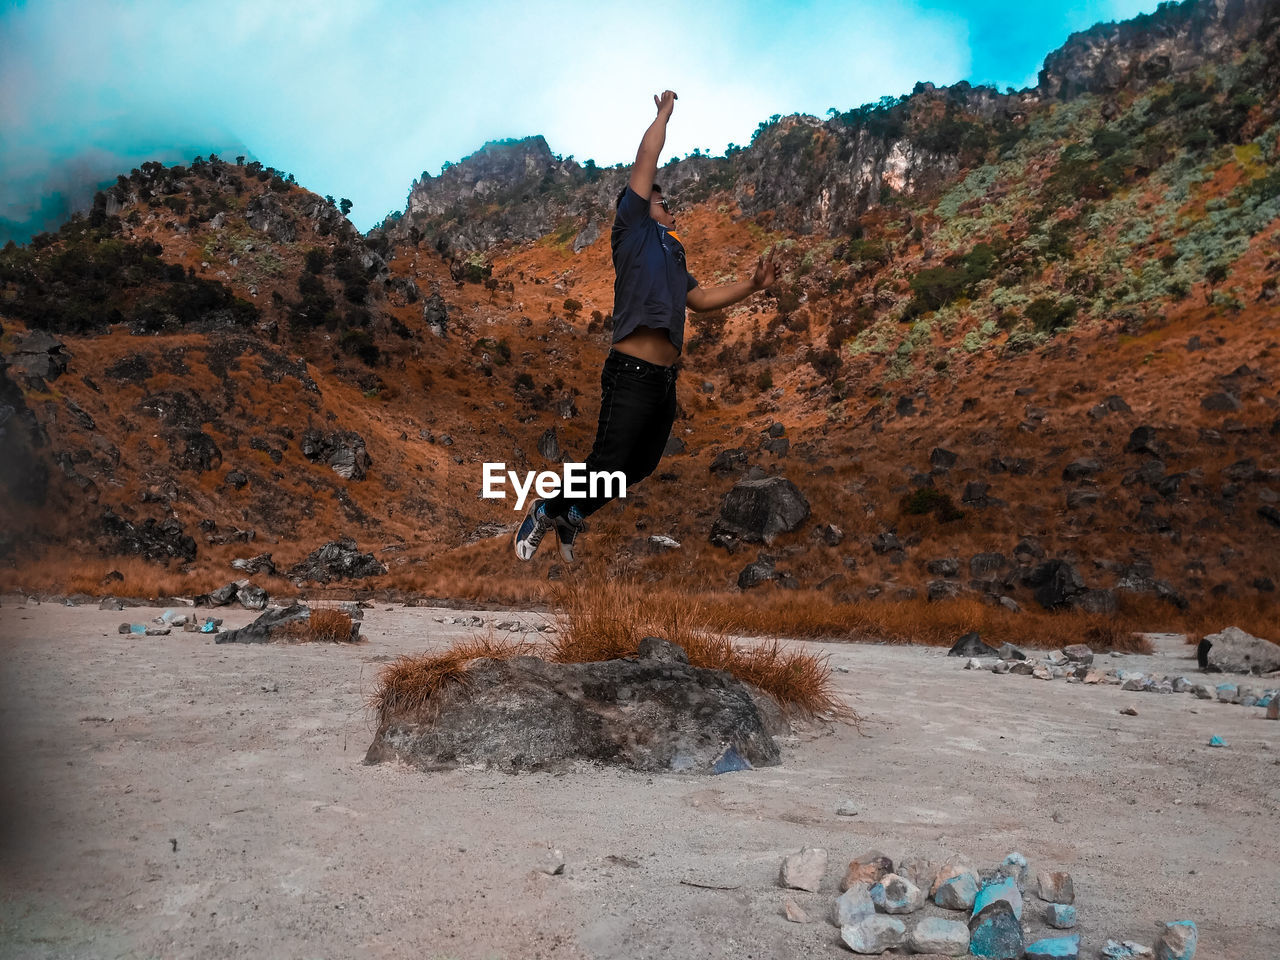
[481,463,624,510]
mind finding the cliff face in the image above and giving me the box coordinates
[1038,0,1277,99]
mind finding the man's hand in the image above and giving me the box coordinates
[632,91,678,198]
[751,251,777,291]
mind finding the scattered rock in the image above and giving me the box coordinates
[869,873,925,914]
[737,556,778,590]
[894,856,935,893]
[711,477,810,545]
[816,523,844,546]
[840,915,906,954]
[835,800,859,817]
[1120,707,1138,716]
[997,643,1026,661]
[1061,644,1094,665]
[1155,920,1197,960]
[1045,903,1077,928]
[968,899,1023,959]
[783,899,809,923]
[1036,870,1075,904]
[1026,933,1080,960]
[780,847,828,893]
[1025,559,1086,610]
[831,881,875,927]
[928,557,961,577]
[1062,458,1102,481]
[287,537,387,584]
[871,531,903,555]
[908,916,970,955]
[237,582,268,610]
[842,851,894,890]
[301,428,372,481]
[974,875,1022,919]
[231,553,276,576]
[196,581,241,607]
[928,579,964,602]
[1102,940,1154,959]
[934,870,980,911]
[999,852,1030,887]
[1199,626,1280,674]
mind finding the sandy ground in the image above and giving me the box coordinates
[0,600,1276,960]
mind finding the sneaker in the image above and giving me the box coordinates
[552,511,587,563]
[513,498,553,561]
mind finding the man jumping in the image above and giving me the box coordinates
[514,89,777,563]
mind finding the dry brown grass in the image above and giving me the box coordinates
[368,633,537,722]
[547,571,853,719]
[693,590,1154,653]
[280,608,356,644]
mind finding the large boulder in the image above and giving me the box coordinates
[365,646,782,774]
[1024,559,1086,610]
[301,429,371,481]
[711,476,810,544]
[99,509,197,563]
[245,192,297,242]
[216,603,360,644]
[1200,626,1280,675]
[7,330,70,383]
[287,537,387,584]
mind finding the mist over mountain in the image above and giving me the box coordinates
[1,135,255,246]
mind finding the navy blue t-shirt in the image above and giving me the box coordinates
[610,186,698,354]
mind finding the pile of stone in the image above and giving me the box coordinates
[777,847,1197,958]
[951,633,1280,716]
[194,579,269,610]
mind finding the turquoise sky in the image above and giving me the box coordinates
[1,0,1161,234]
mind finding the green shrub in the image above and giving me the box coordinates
[1025,296,1078,334]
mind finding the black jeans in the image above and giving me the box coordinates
[543,349,678,519]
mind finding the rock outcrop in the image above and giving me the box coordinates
[365,644,783,774]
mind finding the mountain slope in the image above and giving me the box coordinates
[1,0,1277,623]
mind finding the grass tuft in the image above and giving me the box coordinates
[369,633,536,723]
[547,572,854,720]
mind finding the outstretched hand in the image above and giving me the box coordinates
[752,251,777,291]
[654,90,678,118]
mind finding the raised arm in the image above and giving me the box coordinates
[687,251,778,312]
[629,90,677,198]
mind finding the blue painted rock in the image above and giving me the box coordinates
[840,915,906,954]
[973,875,1023,920]
[1215,683,1238,703]
[969,899,1024,958]
[1036,869,1075,904]
[908,916,969,955]
[1045,903,1077,928]
[832,882,875,927]
[1000,852,1030,884]
[1155,920,1198,960]
[869,873,925,914]
[1027,933,1080,959]
[1208,735,1228,748]
[935,870,979,910]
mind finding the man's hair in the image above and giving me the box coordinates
[616,182,663,207]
